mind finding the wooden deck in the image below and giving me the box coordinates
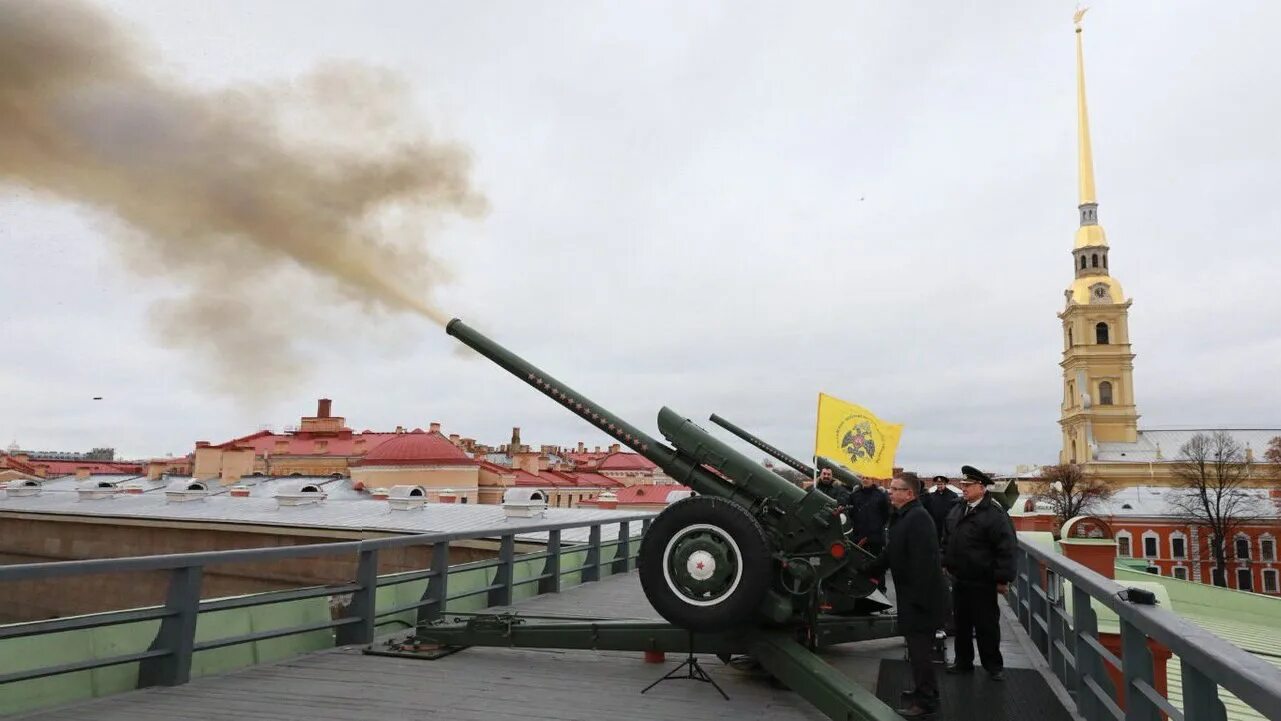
[16,572,1075,721]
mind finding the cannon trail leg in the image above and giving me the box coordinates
[749,631,901,721]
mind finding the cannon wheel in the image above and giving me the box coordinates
[638,496,770,631]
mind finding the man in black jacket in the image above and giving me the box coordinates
[869,475,947,717]
[922,476,959,545]
[848,474,891,555]
[942,465,1017,681]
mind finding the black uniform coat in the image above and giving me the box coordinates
[942,493,1017,585]
[922,487,960,542]
[816,480,850,506]
[847,484,891,548]
[868,499,947,634]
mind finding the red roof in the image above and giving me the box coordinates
[609,484,690,504]
[596,452,658,471]
[561,471,624,488]
[211,429,402,457]
[513,469,573,487]
[28,459,143,476]
[355,431,476,466]
[0,453,37,475]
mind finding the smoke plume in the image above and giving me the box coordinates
[0,0,485,396]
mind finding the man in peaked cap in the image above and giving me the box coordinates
[941,465,1016,681]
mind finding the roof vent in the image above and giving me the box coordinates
[165,479,209,503]
[275,482,327,507]
[387,485,427,511]
[77,480,120,501]
[502,487,547,518]
[4,479,42,497]
[370,487,391,501]
[596,490,618,510]
[665,489,694,504]
[229,485,251,498]
[122,482,148,495]
[1121,503,1133,510]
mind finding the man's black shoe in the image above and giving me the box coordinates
[987,669,1005,682]
[896,703,936,718]
[945,663,975,674]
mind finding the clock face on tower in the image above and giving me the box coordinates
[1090,284,1110,303]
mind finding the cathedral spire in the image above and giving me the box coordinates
[1075,7,1097,210]
[1073,8,1107,245]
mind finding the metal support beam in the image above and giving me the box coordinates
[1120,621,1160,721]
[749,632,902,721]
[488,534,515,607]
[337,548,379,645]
[538,530,561,595]
[137,565,202,687]
[419,542,450,626]
[584,524,602,582]
[612,521,631,574]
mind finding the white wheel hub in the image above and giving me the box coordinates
[686,550,716,581]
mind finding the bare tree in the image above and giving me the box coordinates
[1168,431,1264,587]
[1033,464,1115,535]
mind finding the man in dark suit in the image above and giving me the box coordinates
[869,476,947,717]
[922,475,959,545]
[942,465,1017,681]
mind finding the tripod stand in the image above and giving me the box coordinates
[640,631,730,700]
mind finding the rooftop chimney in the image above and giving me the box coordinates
[511,427,522,450]
[430,422,441,433]
[317,398,332,418]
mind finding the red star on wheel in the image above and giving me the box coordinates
[696,561,705,570]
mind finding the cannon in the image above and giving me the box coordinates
[445,319,882,630]
[370,320,905,721]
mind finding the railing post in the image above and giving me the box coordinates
[337,547,379,646]
[539,530,562,595]
[1072,583,1115,721]
[1120,620,1160,721]
[612,521,631,574]
[137,564,203,687]
[584,524,602,583]
[421,541,450,623]
[1016,548,1032,631]
[1048,589,1066,685]
[1181,661,1228,721]
[488,534,515,606]
[1030,556,1049,656]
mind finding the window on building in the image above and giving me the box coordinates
[1236,537,1251,561]
[1117,535,1131,557]
[1262,538,1275,562]
[1095,322,1110,344]
[1099,381,1114,406]
[1237,568,1254,592]
[1143,535,1158,558]
[1080,255,1087,270]
[1092,253,1099,268]
[1068,328,1074,346]
[1173,566,1188,581]
[1146,566,1160,575]
[1264,569,1279,593]
[1171,536,1186,559]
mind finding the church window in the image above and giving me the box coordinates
[1095,322,1109,344]
[1103,254,1108,269]
[1068,328,1074,346]
[1067,381,1075,406]
[1091,253,1099,268]
[1099,381,1113,405]
[1080,255,1087,270]
[1070,440,1077,464]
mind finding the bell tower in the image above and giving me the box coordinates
[1059,9,1140,464]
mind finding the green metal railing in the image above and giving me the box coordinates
[1010,539,1281,721]
[0,515,652,694]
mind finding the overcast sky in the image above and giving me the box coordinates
[2,1,1279,475]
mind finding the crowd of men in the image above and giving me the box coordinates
[813,465,1016,718]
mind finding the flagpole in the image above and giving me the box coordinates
[813,393,823,484]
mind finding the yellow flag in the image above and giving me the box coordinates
[814,393,903,479]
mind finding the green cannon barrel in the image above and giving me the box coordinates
[445,319,802,506]
[708,414,817,479]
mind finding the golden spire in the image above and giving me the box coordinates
[1075,7,1096,206]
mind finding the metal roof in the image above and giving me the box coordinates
[1096,429,1281,462]
[1096,485,1280,519]
[0,478,651,544]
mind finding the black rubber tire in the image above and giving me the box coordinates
[638,496,771,632]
